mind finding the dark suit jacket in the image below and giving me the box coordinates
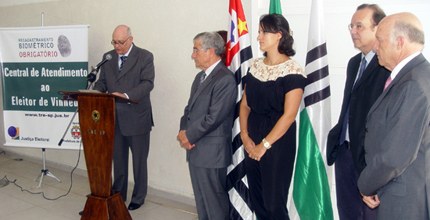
[358,54,430,219]
[180,62,237,168]
[93,44,155,136]
[327,53,390,172]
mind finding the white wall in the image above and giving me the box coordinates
[0,0,429,202]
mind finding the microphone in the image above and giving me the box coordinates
[94,54,113,71]
[87,54,112,83]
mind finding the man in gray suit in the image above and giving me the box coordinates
[177,32,237,220]
[358,12,430,219]
[93,24,154,211]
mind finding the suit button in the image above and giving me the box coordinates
[187,117,190,120]
[365,128,368,132]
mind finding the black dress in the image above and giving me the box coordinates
[243,58,307,220]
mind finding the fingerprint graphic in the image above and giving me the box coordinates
[58,35,72,57]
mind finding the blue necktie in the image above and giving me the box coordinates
[353,57,367,87]
[339,57,367,144]
[120,56,128,71]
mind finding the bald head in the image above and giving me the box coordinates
[113,25,132,37]
[387,13,424,45]
[374,12,425,70]
[111,25,134,55]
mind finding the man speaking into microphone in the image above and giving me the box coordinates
[93,24,155,211]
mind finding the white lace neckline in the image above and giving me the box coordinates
[249,57,305,81]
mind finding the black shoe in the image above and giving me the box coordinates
[128,202,141,210]
[79,210,83,215]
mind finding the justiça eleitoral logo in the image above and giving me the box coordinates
[7,126,20,140]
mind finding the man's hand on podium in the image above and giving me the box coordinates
[111,92,128,99]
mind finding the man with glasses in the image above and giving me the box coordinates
[93,24,155,211]
[177,32,236,220]
[326,4,390,219]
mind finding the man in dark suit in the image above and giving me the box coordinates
[358,12,430,219]
[177,32,237,220]
[93,24,154,211]
[326,4,390,219]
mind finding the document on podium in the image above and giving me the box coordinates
[60,90,137,104]
[78,89,102,93]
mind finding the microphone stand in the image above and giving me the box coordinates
[35,148,61,188]
[58,66,99,147]
[86,66,98,90]
[36,54,109,188]
[34,67,100,188]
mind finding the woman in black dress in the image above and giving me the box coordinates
[239,14,307,220]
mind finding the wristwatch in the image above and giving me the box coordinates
[262,138,272,150]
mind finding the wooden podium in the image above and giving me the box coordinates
[61,91,132,220]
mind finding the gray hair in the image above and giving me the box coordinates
[393,21,425,45]
[194,32,225,56]
[126,26,132,37]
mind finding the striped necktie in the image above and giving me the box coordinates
[120,56,128,71]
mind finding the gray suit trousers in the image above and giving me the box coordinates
[188,164,229,220]
[112,129,150,205]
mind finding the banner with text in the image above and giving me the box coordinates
[0,25,89,150]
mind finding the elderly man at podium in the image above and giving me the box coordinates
[93,24,155,211]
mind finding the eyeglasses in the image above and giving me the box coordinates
[348,23,364,31]
[111,37,130,46]
[192,47,207,53]
[348,23,375,31]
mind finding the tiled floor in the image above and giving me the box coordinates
[0,150,197,220]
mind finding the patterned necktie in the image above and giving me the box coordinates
[119,56,128,71]
[200,72,206,84]
[384,76,392,90]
